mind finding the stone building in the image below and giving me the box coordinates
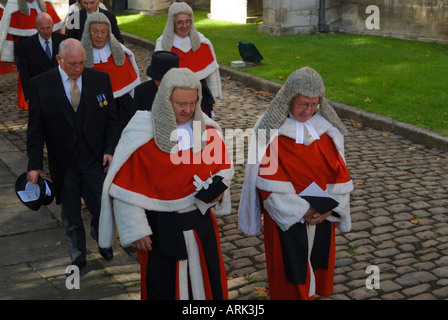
[107,0,447,43]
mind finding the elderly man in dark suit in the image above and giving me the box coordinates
[67,0,123,44]
[26,38,120,273]
[18,12,67,102]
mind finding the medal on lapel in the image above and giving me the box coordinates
[102,94,108,106]
[97,94,104,107]
[97,94,109,107]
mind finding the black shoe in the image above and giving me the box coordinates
[99,247,113,260]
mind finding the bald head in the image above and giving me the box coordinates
[35,12,54,40]
[57,39,86,80]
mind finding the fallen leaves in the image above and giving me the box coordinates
[43,240,62,248]
[252,286,268,298]
[350,119,363,128]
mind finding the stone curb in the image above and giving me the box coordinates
[122,31,448,152]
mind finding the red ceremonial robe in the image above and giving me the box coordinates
[112,126,231,300]
[258,133,351,300]
[0,7,14,75]
[0,61,13,75]
[92,55,139,98]
[0,1,63,110]
[171,43,215,78]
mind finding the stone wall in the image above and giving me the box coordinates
[258,0,448,43]
[126,0,210,13]
[126,0,172,14]
[209,0,262,23]
[338,0,448,43]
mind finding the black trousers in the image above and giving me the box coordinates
[59,158,105,265]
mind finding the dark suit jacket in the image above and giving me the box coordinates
[132,79,158,112]
[27,67,120,203]
[67,8,124,44]
[18,32,67,101]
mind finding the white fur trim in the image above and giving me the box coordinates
[256,176,296,194]
[99,111,154,248]
[6,27,37,37]
[307,224,316,297]
[0,40,14,62]
[263,192,310,232]
[110,183,196,212]
[0,1,15,62]
[178,259,189,299]
[112,199,152,247]
[184,230,206,300]
[111,44,140,98]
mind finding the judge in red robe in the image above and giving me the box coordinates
[81,12,140,131]
[238,67,353,300]
[0,3,14,75]
[155,2,222,117]
[0,0,63,109]
[99,68,234,300]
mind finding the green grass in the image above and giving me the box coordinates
[116,10,448,136]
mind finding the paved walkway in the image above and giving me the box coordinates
[1,41,448,300]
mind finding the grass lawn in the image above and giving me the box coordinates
[116,10,448,136]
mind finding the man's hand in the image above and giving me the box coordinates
[132,236,152,251]
[26,169,43,184]
[103,154,113,173]
[305,210,333,225]
[210,192,224,204]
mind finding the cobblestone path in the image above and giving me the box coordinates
[1,42,447,300]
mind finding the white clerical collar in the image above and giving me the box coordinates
[288,112,320,144]
[28,0,41,13]
[173,34,191,53]
[92,41,111,64]
[176,122,194,151]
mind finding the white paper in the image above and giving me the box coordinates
[45,180,51,196]
[17,181,40,202]
[298,181,329,198]
[194,197,216,215]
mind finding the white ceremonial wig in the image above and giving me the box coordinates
[80,12,125,68]
[151,68,206,153]
[256,67,347,137]
[160,2,201,52]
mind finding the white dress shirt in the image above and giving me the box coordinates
[58,65,82,105]
[38,34,52,58]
